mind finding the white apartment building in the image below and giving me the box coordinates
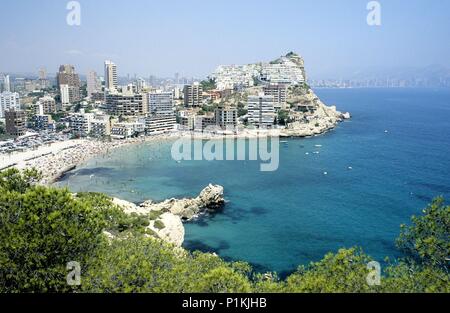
[60,84,70,106]
[87,70,101,97]
[111,121,144,139]
[90,114,111,137]
[145,115,176,134]
[247,94,276,128]
[0,92,20,118]
[148,91,174,116]
[104,60,118,91]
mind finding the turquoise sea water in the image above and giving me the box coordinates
[56,88,450,276]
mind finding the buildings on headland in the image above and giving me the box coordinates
[212,54,306,91]
[263,85,287,110]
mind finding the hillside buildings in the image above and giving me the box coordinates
[212,53,306,90]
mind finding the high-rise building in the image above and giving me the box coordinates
[148,91,174,116]
[5,109,27,137]
[247,94,276,128]
[183,83,203,107]
[104,60,118,91]
[87,70,101,97]
[0,92,20,118]
[57,65,81,103]
[60,84,70,106]
[4,75,10,92]
[263,84,287,110]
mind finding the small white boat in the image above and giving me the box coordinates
[315,144,322,147]
[323,171,328,175]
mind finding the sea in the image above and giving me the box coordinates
[55,88,450,276]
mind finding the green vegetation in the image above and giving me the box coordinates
[153,220,165,230]
[277,109,290,125]
[0,168,448,293]
[237,102,247,117]
[200,78,217,91]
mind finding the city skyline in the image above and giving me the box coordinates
[1,0,450,79]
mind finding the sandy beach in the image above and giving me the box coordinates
[0,122,342,185]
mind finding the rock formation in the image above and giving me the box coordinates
[112,184,225,246]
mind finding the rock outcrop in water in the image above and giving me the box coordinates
[112,184,225,246]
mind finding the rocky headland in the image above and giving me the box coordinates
[112,184,225,246]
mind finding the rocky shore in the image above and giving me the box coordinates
[112,184,225,246]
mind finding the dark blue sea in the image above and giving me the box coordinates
[56,88,450,275]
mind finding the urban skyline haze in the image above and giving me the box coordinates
[1,0,449,79]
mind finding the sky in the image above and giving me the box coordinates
[1,0,449,79]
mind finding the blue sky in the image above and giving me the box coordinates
[1,0,449,79]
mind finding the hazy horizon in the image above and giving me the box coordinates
[1,0,449,79]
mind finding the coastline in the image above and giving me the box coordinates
[2,111,350,185]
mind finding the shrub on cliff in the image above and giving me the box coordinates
[0,169,107,292]
[82,237,253,293]
[396,197,449,272]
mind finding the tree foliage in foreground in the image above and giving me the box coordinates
[0,168,448,293]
